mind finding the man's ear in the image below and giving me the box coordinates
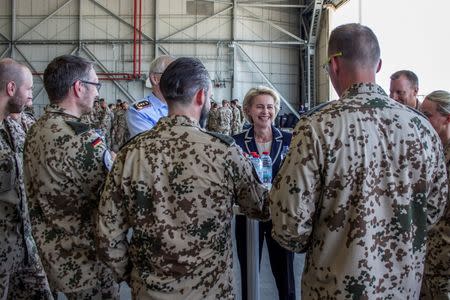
[376,58,382,73]
[72,80,83,97]
[446,114,450,124]
[6,81,16,97]
[150,73,160,86]
[195,88,205,106]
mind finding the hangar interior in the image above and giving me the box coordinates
[0,0,346,117]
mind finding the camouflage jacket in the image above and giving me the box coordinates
[218,107,232,134]
[231,106,242,135]
[421,143,450,298]
[24,104,113,292]
[269,83,448,299]
[98,115,269,299]
[111,109,130,151]
[0,118,39,271]
[206,109,219,132]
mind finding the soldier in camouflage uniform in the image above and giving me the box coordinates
[97,98,113,147]
[230,99,242,135]
[97,57,269,300]
[419,90,450,299]
[270,23,448,299]
[23,55,119,300]
[8,108,37,133]
[111,102,130,152]
[218,99,232,135]
[0,58,52,299]
[206,101,219,132]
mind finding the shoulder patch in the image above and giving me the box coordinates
[66,120,90,135]
[134,100,151,111]
[205,131,235,146]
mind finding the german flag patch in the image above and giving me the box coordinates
[91,137,103,148]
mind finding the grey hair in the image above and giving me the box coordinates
[149,55,175,75]
[425,90,450,115]
[390,70,419,89]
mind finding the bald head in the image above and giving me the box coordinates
[328,23,380,70]
[0,58,29,93]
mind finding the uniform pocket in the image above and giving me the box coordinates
[0,157,16,193]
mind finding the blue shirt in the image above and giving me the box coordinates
[126,93,168,138]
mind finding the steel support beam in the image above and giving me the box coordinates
[235,42,300,119]
[239,4,308,8]
[82,44,135,103]
[13,46,44,83]
[154,0,159,57]
[17,0,75,41]
[0,45,11,59]
[161,6,233,41]
[78,0,82,50]
[239,6,305,43]
[232,0,237,99]
[11,0,16,58]
[88,0,153,41]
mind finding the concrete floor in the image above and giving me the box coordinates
[57,218,305,300]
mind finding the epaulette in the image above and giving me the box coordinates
[134,100,151,111]
[66,120,90,135]
[303,101,334,117]
[205,131,235,146]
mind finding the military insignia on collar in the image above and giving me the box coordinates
[91,137,103,148]
[134,100,151,110]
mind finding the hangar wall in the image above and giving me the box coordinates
[0,0,306,116]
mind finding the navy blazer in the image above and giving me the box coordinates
[233,125,292,181]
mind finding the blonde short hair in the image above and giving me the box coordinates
[242,86,281,123]
[425,90,450,115]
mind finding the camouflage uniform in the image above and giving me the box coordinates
[97,107,113,148]
[97,115,269,300]
[218,106,232,135]
[421,143,450,299]
[23,104,119,299]
[270,83,448,299]
[111,109,130,152]
[0,118,52,300]
[206,108,219,132]
[231,106,242,135]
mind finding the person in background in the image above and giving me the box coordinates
[206,101,220,132]
[111,102,130,152]
[233,86,295,300]
[98,98,113,147]
[419,90,450,299]
[0,58,53,300]
[97,57,269,299]
[270,23,447,299]
[230,99,242,135]
[389,70,420,109]
[218,99,232,135]
[24,55,119,299]
[126,55,174,138]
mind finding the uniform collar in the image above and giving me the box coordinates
[45,104,82,121]
[341,82,388,99]
[161,115,200,128]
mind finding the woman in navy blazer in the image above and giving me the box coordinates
[233,86,295,300]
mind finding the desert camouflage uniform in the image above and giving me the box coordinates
[206,108,220,132]
[10,111,36,133]
[270,83,448,299]
[231,106,242,135]
[98,115,269,300]
[111,109,130,152]
[0,118,52,300]
[218,106,232,135]
[23,104,119,299]
[97,107,113,148]
[421,143,450,299]
[80,109,99,129]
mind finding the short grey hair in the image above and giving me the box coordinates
[425,90,450,115]
[390,70,419,89]
[149,55,175,75]
[242,86,281,123]
[328,23,380,69]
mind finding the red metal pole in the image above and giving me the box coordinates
[138,0,142,78]
[133,0,137,78]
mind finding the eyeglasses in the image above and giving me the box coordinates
[322,51,343,74]
[77,79,102,92]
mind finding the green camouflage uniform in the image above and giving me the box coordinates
[270,83,448,299]
[206,108,220,132]
[111,109,130,152]
[0,118,53,300]
[421,143,450,299]
[97,107,113,148]
[98,115,269,299]
[231,106,242,135]
[218,106,232,135]
[23,104,119,299]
